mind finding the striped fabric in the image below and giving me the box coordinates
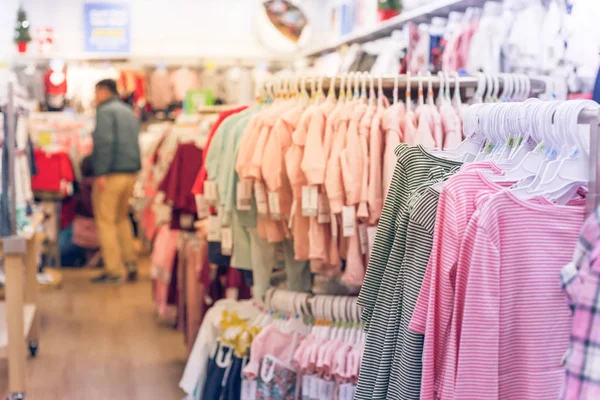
[452,190,583,400]
[355,145,461,400]
[409,167,511,400]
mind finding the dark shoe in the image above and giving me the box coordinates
[90,273,122,284]
[126,263,138,282]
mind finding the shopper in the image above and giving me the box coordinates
[90,79,141,284]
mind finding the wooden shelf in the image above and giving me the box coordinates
[0,303,36,359]
[302,0,488,58]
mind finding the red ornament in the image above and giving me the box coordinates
[378,9,400,22]
[16,41,28,53]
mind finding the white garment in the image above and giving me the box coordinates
[506,0,546,71]
[467,9,509,73]
[565,0,600,80]
[179,299,238,397]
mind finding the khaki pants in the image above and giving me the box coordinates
[92,173,137,276]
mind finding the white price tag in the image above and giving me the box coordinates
[302,186,318,217]
[367,226,377,257]
[268,192,281,220]
[309,375,319,400]
[207,215,221,242]
[179,213,194,230]
[221,227,233,255]
[317,378,336,400]
[237,181,252,211]
[317,193,331,224]
[288,199,297,230]
[338,383,356,400]
[195,194,209,219]
[331,214,338,238]
[302,375,312,398]
[358,223,368,255]
[254,182,268,217]
[241,378,257,400]
[204,180,218,205]
[342,206,356,237]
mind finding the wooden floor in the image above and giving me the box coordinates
[0,265,187,400]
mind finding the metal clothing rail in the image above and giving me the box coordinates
[579,107,600,216]
[261,74,547,99]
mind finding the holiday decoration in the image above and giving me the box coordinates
[14,6,32,53]
[378,0,402,22]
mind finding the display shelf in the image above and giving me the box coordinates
[0,303,36,359]
[302,0,488,58]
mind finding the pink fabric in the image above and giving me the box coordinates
[243,325,304,380]
[440,102,463,149]
[408,165,505,400]
[367,96,389,225]
[325,102,354,214]
[452,190,582,400]
[415,104,439,148]
[151,226,180,321]
[340,103,367,206]
[382,103,405,198]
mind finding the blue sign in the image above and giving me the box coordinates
[84,2,130,54]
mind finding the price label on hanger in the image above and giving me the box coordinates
[179,213,194,230]
[254,182,268,217]
[204,180,219,205]
[241,378,257,400]
[342,206,356,237]
[358,224,368,255]
[302,375,312,399]
[367,226,377,257]
[302,186,318,217]
[288,199,297,230]
[221,227,233,255]
[195,195,209,219]
[237,180,252,211]
[338,383,356,400]
[268,192,281,220]
[317,193,331,224]
[207,215,221,242]
[309,375,319,399]
[317,378,336,400]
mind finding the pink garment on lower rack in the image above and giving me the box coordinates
[151,226,180,321]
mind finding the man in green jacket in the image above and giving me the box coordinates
[90,79,141,284]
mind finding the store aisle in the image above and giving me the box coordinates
[0,262,186,400]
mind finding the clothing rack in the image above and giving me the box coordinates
[0,82,41,400]
[264,288,361,323]
[261,73,547,100]
[578,107,600,216]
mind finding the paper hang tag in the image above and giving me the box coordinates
[317,193,331,224]
[241,378,257,400]
[309,375,319,400]
[331,214,339,238]
[302,186,318,217]
[338,383,356,400]
[204,180,219,205]
[342,206,356,237]
[302,374,312,398]
[207,215,221,242]
[195,194,209,219]
[367,226,377,256]
[179,213,194,230]
[268,192,281,220]
[237,180,252,211]
[221,227,233,255]
[317,378,336,400]
[358,223,368,255]
[254,182,268,217]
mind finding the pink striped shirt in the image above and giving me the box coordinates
[453,190,583,400]
[408,163,507,400]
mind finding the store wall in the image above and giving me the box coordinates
[0,0,330,61]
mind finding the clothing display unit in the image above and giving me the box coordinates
[0,81,43,400]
